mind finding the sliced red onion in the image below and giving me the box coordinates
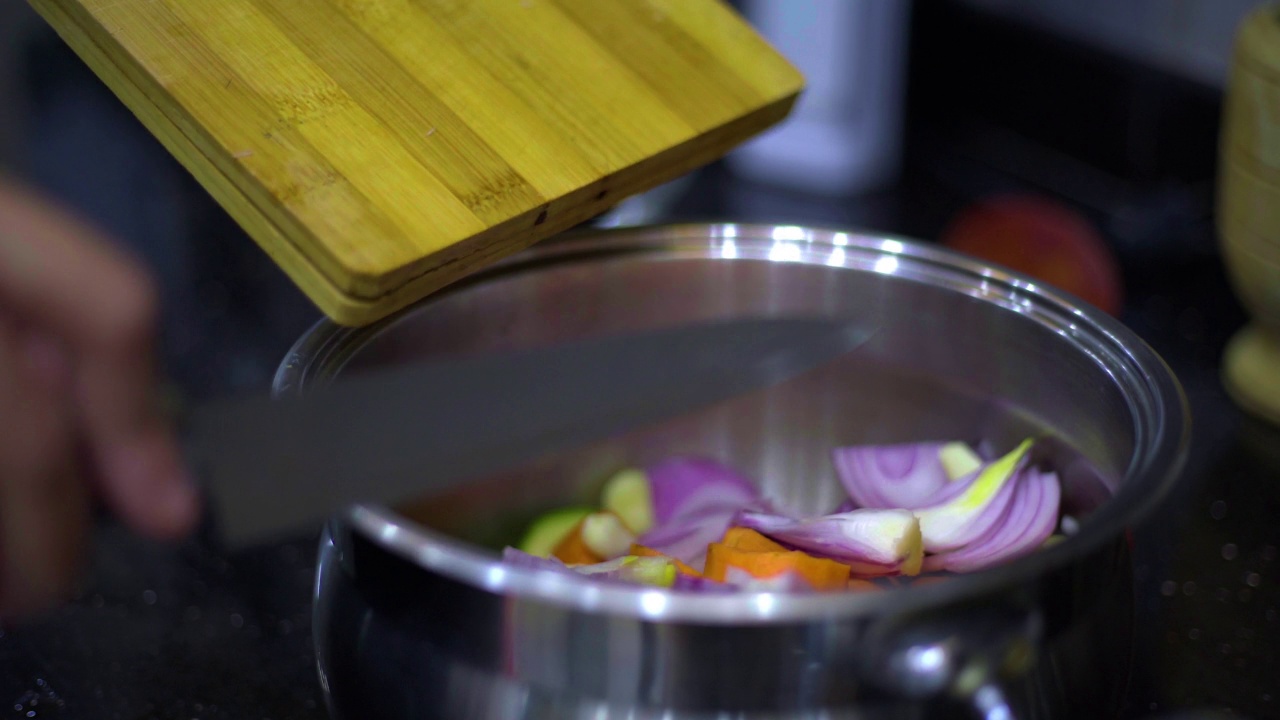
[638,520,704,550]
[832,442,955,509]
[844,558,910,577]
[645,456,760,524]
[638,499,777,570]
[637,456,767,568]
[671,573,736,593]
[922,469,1061,573]
[638,519,728,569]
[918,476,1017,554]
[502,547,577,575]
[922,468,980,505]
[856,444,1000,511]
[662,483,761,525]
[735,509,923,573]
[914,439,1033,553]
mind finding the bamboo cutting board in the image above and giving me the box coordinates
[28,0,804,325]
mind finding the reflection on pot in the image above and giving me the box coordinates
[278,225,1187,719]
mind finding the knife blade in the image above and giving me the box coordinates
[183,316,873,549]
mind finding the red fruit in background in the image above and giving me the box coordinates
[939,194,1124,317]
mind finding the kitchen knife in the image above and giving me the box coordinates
[183,317,873,549]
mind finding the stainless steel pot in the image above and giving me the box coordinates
[275,224,1190,719]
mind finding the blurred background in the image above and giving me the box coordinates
[1,1,1277,718]
[0,0,1262,400]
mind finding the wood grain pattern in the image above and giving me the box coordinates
[28,0,803,325]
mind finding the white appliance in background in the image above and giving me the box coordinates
[727,0,913,197]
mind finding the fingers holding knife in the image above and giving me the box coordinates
[0,176,200,619]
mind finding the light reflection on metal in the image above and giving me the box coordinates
[769,241,802,262]
[640,590,668,617]
[904,645,946,674]
[771,225,807,242]
[754,593,778,616]
[874,255,899,275]
[485,566,507,589]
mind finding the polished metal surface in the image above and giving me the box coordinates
[187,317,872,549]
[278,224,1190,719]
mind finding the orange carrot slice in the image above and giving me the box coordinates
[847,578,882,592]
[704,543,850,591]
[628,544,701,577]
[721,527,788,553]
[552,519,605,565]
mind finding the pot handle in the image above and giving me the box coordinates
[859,600,1043,718]
[862,607,1254,720]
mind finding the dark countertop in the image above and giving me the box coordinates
[2,18,1278,718]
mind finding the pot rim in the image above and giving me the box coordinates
[279,222,1191,624]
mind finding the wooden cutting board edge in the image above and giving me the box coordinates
[28,0,803,326]
[27,0,374,323]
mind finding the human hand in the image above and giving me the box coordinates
[0,176,200,619]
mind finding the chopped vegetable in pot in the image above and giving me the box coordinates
[629,544,701,576]
[704,542,851,591]
[516,506,592,557]
[502,438,1064,593]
